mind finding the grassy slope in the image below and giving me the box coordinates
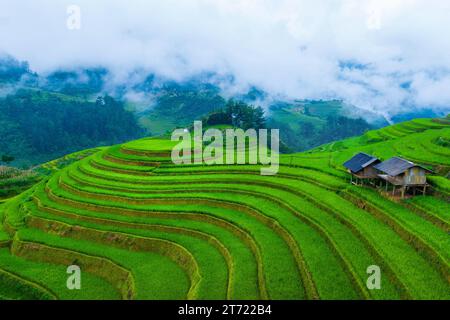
[0,203,9,242]
[0,249,119,300]
[0,117,448,300]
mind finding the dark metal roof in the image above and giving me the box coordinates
[373,157,432,176]
[343,152,380,173]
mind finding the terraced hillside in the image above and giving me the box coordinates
[0,118,449,300]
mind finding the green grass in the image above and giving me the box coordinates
[74,175,401,299]
[0,203,10,242]
[428,176,450,195]
[122,138,180,152]
[1,116,449,300]
[347,186,450,263]
[52,169,406,298]
[296,182,449,299]
[29,199,260,300]
[0,249,118,300]
[406,196,450,225]
[0,265,55,300]
[44,176,307,299]
[15,228,190,299]
[25,211,230,300]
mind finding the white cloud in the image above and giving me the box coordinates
[0,0,450,118]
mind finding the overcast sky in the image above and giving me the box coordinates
[1,0,450,118]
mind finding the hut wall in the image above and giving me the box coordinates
[404,167,427,185]
[362,166,379,178]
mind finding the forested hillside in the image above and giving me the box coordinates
[0,90,143,167]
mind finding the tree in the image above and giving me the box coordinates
[300,122,315,137]
[96,96,105,106]
[204,100,266,130]
[1,154,15,164]
[206,110,230,126]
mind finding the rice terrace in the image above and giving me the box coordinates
[1,1,450,308]
[0,117,449,300]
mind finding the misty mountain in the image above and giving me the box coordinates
[43,68,108,96]
[0,55,33,82]
[0,55,425,167]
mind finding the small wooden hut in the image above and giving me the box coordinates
[343,152,381,185]
[373,157,432,198]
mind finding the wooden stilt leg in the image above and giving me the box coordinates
[423,185,427,195]
[392,185,396,196]
[401,187,405,199]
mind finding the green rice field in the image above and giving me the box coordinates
[1,118,449,300]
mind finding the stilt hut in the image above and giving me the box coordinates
[373,157,432,198]
[343,152,381,185]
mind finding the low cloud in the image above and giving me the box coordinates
[1,0,450,119]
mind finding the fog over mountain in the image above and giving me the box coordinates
[1,0,450,120]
